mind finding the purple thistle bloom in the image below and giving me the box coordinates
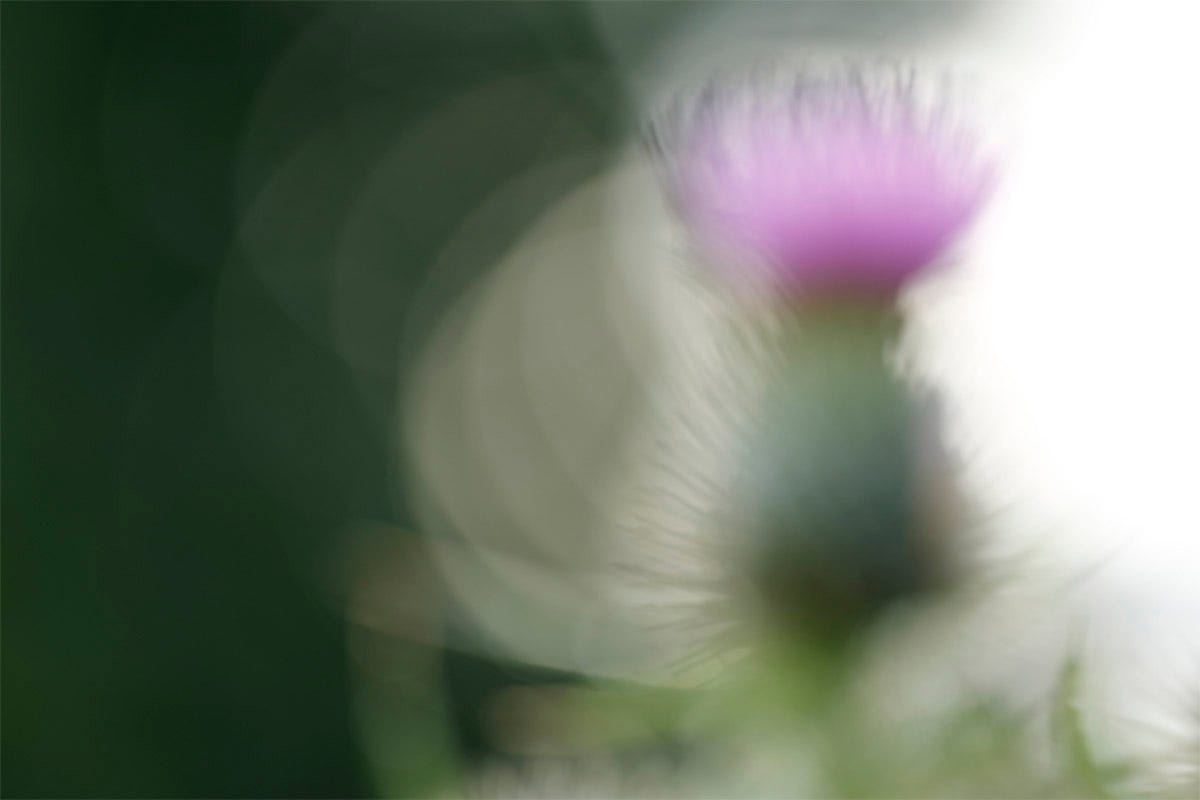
[654,65,998,296]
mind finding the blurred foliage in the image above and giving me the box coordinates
[2,2,628,796]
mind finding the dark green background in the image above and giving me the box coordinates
[1,3,639,795]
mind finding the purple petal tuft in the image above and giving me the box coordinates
[656,66,998,296]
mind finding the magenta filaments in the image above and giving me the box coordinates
[656,65,997,298]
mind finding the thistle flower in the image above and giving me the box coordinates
[605,62,999,683]
[652,63,997,298]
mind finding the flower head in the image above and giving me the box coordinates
[654,64,997,297]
